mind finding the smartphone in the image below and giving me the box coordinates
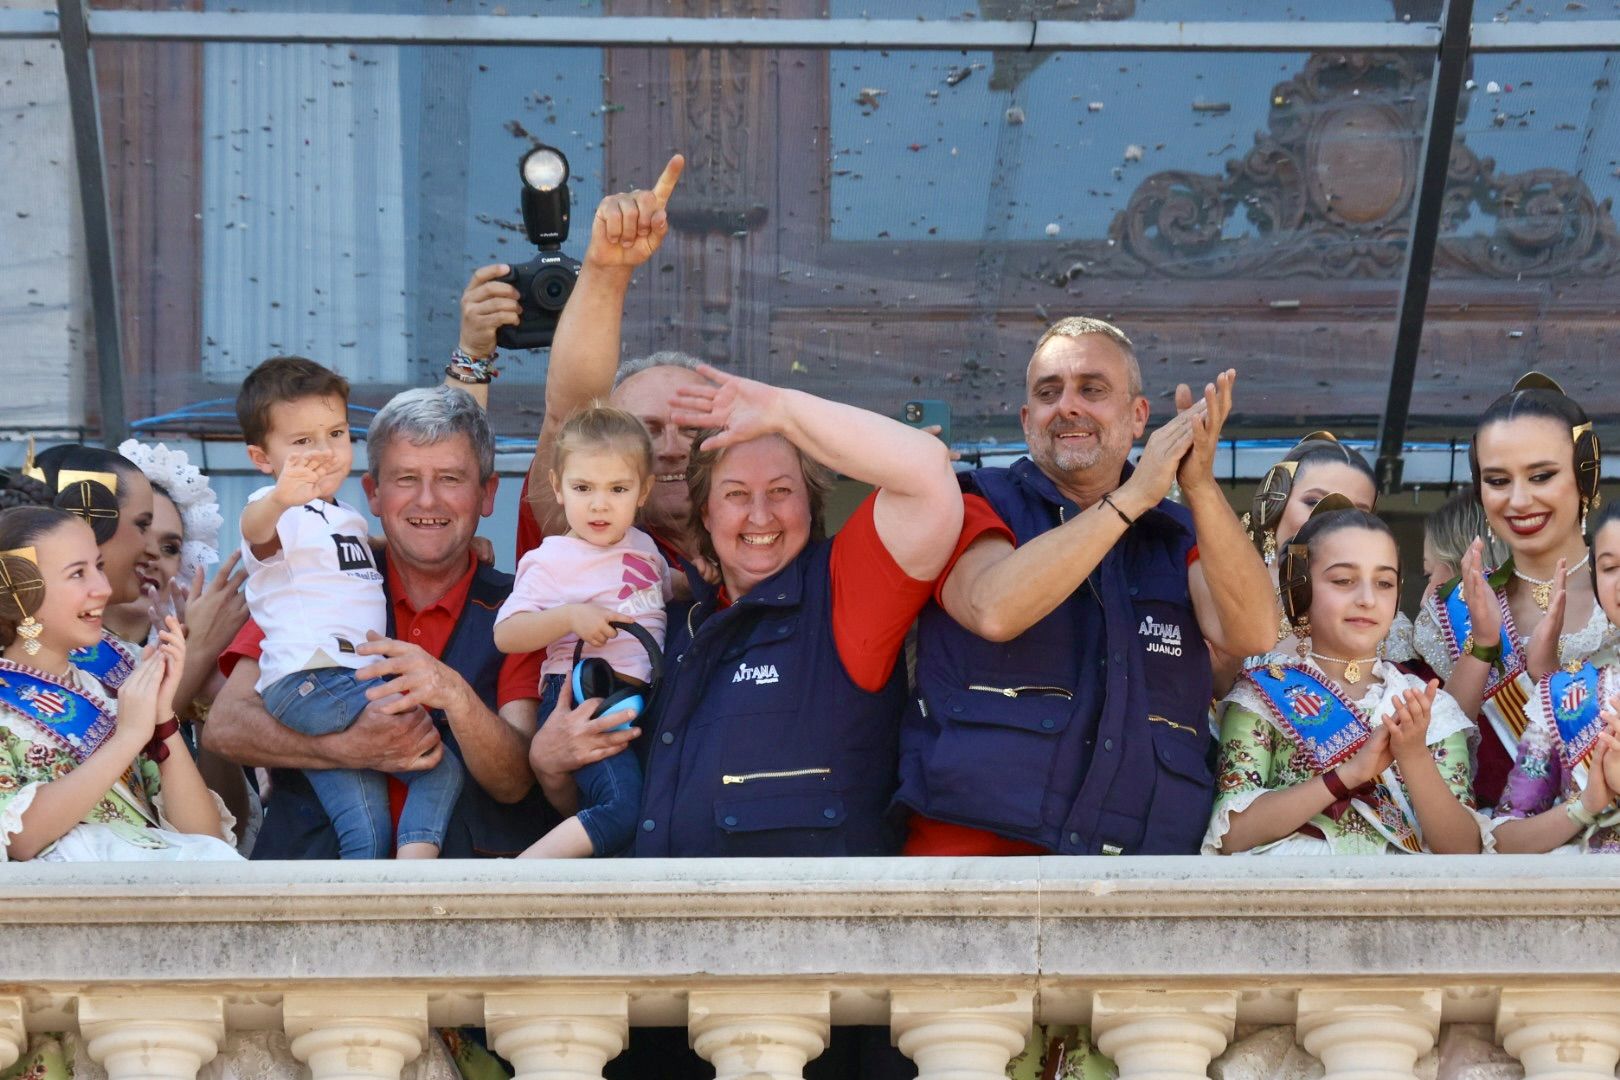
[900,399,952,450]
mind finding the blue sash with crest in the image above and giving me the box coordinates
[69,631,135,691]
[1240,661,1370,770]
[0,663,116,763]
[1541,663,1604,773]
[1436,577,1521,696]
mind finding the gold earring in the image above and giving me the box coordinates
[16,615,42,657]
[1295,615,1311,658]
[1263,530,1276,565]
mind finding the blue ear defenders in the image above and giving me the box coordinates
[569,620,664,731]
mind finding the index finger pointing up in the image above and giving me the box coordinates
[652,153,686,205]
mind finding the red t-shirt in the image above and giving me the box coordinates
[219,551,544,837]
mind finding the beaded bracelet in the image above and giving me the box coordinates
[446,347,499,385]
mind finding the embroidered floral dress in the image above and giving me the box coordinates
[1495,653,1620,852]
[1205,657,1481,855]
[0,659,237,862]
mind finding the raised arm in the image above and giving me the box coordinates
[1180,371,1280,660]
[939,407,1199,642]
[670,364,962,580]
[523,155,686,539]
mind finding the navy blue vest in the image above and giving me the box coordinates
[895,458,1216,855]
[251,559,559,859]
[633,537,906,858]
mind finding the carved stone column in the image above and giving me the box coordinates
[284,993,427,1080]
[79,995,224,1080]
[1296,990,1440,1080]
[0,997,25,1072]
[687,989,830,1080]
[485,991,629,1080]
[1092,990,1238,1080]
[890,989,1034,1080]
[1498,989,1620,1080]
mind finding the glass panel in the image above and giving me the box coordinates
[94,41,1431,453]
[0,33,89,438]
[1415,50,1620,431]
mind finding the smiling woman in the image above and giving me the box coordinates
[613,362,963,861]
[1414,374,1616,809]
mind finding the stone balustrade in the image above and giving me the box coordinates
[5,857,1620,1080]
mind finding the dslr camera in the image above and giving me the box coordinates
[497,144,581,351]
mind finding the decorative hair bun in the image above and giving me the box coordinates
[0,550,44,623]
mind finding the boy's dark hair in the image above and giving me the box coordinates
[236,356,350,447]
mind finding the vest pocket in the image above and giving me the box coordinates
[1140,713,1217,854]
[713,790,848,857]
[924,685,1073,833]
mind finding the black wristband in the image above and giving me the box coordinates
[1101,493,1135,527]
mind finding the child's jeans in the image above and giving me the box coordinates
[264,666,462,858]
[539,672,642,856]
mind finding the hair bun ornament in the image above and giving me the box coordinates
[1305,492,1357,521]
[52,471,121,545]
[0,550,45,623]
[117,440,223,582]
[1512,371,1567,395]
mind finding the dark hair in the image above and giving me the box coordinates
[1292,506,1397,562]
[1287,439,1375,487]
[1470,385,1598,504]
[33,444,142,509]
[236,356,351,447]
[685,430,833,571]
[0,506,80,647]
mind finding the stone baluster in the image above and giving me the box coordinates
[687,990,830,1080]
[284,993,428,1080]
[1092,990,1237,1080]
[79,995,225,1080]
[890,989,1034,1080]
[485,991,629,1080]
[1296,990,1440,1080]
[0,997,25,1072]
[1498,989,1620,1080]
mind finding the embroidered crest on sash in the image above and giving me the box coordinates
[68,631,135,691]
[0,663,115,762]
[1541,663,1604,772]
[1241,661,1370,770]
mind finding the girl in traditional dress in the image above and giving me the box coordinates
[23,444,162,693]
[1493,499,1620,852]
[1413,373,1612,808]
[1206,498,1483,854]
[1215,433,1393,695]
[0,505,238,862]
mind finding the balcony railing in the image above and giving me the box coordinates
[5,856,1618,1080]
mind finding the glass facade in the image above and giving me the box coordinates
[3,3,1618,454]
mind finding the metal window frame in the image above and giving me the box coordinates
[5,6,1619,469]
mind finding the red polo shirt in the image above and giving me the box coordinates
[220,551,544,837]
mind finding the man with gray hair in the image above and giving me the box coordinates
[205,385,560,859]
[895,317,1277,857]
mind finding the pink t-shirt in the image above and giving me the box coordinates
[496,527,671,682]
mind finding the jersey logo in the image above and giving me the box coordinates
[331,533,377,573]
[732,660,780,687]
[303,503,330,523]
[1138,613,1184,657]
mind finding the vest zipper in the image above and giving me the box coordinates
[722,767,832,785]
[967,683,1074,699]
[1148,714,1200,736]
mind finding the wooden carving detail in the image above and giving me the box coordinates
[1085,52,1620,280]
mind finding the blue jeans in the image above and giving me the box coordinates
[539,672,641,856]
[264,666,463,858]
